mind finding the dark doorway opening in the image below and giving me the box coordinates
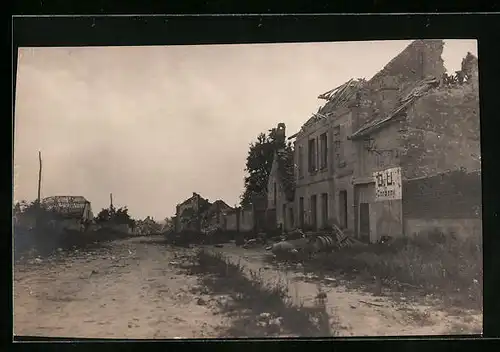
[339,190,348,229]
[359,203,370,242]
[321,193,328,229]
[299,197,304,228]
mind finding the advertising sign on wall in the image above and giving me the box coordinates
[373,167,402,201]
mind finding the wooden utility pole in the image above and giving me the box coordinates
[37,151,42,205]
[35,151,42,229]
[110,193,113,208]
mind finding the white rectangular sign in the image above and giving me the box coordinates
[373,167,402,201]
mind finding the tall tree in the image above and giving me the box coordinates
[240,127,293,207]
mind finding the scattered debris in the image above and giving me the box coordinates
[197,297,207,305]
[258,312,271,321]
[359,300,385,308]
[316,292,327,300]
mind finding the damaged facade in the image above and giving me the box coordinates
[41,196,94,232]
[174,192,211,233]
[201,200,232,232]
[288,40,481,242]
[174,194,255,235]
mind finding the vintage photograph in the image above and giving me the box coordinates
[13,39,482,338]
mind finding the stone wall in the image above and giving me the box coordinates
[240,208,254,232]
[404,218,482,240]
[402,169,482,239]
[401,85,481,180]
[224,211,238,232]
[403,170,482,219]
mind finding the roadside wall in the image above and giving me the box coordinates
[402,170,482,239]
[224,212,238,232]
[240,208,254,232]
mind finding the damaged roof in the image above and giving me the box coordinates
[204,200,232,216]
[293,78,366,136]
[41,196,91,218]
[350,76,441,140]
[318,78,366,108]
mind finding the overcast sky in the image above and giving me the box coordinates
[14,39,478,220]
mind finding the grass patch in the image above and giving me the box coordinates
[297,229,482,310]
[188,249,337,337]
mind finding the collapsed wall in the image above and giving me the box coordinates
[355,40,447,131]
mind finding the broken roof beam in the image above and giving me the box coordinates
[350,77,440,140]
[318,84,343,100]
[319,79,354,101]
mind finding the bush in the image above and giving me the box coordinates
[312,228,482,307]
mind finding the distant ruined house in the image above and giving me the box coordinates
[41,195,94,232]
[175,192,211,233]
[201,199,232,232]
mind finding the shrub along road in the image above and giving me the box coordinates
[209,244,483,336]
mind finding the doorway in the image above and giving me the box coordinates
[321,193,328,229]
[299,197,304,228]
[359,203,370,242]
[339,190,348,229]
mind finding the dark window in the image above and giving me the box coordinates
[308,138,317,172]
[320,133,328,170]
[310,195,318,230]
[333,126,345,168]
[339,190,348,229]
[298,145,304,178]
[299,197,305,228]
[321,193,328,228]
[289,207,294,228]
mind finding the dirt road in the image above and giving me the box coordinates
[211,244,482,336]
[14,236,230,339]
[14,236,482,338]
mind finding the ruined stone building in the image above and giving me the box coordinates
[40,195,94,232]
[201,199,232,230]
[288,39,481,242]
[266,123,296,232]
[174,192,211,233]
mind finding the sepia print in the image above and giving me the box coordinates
[13,39,482,338]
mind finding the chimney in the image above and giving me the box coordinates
[276,123,286,151]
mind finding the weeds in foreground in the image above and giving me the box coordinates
[306,230,482,310]
[189,249,336,337]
